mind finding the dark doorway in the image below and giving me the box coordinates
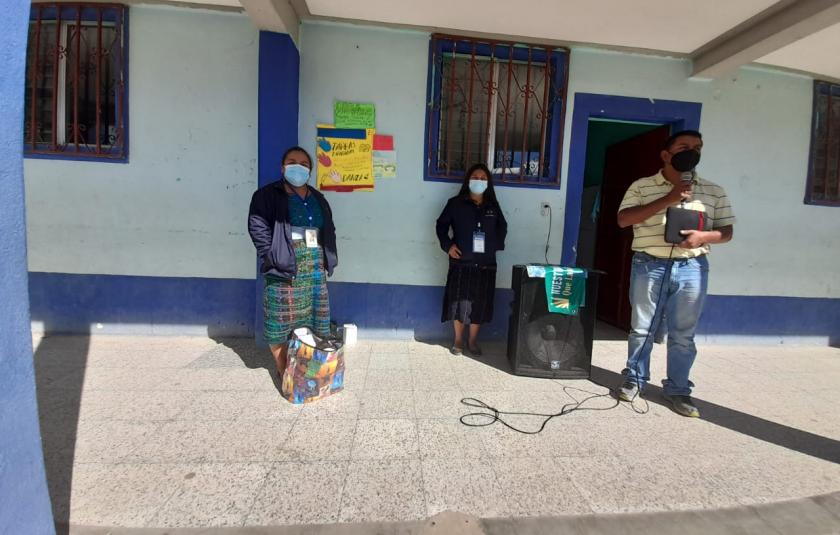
[576,120,671,333]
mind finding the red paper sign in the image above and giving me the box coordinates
[373,134,393,151]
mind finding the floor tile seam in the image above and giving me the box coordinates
[335,407,363,521]
[560,454,623,515]
[139,467,189,529]
[239,461,276,527]
[414,412,430,518]
[238,413,303,525]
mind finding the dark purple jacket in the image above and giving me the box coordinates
[248,180,338,279]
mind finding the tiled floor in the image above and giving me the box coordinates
[32,333,840,528]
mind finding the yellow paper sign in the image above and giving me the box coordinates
[315,124,375,192]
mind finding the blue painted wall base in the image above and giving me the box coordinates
[699,295,840,345]
[27,272,840,346]
[29,273,255,336]
[329,283,512,340]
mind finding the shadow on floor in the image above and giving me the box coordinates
[417,328,840,464]
[33,327,90,535]
[415,319,626,371]
[207,333,283,393]
[590,365,840,464]
[593,320,628,341]
[412,333,513,374]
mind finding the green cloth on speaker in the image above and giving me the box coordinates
[544,266,587,316]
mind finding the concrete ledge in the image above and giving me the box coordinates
[69,492,840,535]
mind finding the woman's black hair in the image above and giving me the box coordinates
[458,163,499,207]
[281,146,313,168]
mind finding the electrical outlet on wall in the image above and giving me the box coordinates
[540,202,551,216]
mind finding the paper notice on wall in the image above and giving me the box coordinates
[373,134,393,151]
[373,150,397,179]
[372,134,396,179]
[315,124,375,192]
[334,101,376,129]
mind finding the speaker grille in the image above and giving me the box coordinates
[507,265,597,379]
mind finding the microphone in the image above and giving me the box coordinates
[679,171,694,206]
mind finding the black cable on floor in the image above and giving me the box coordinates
[462,241,685,433]
[459,386,621,435]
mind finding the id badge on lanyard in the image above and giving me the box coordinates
[305,228,319,248]
[473,222,485,254]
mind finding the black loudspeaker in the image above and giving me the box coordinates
[507,265,600,379]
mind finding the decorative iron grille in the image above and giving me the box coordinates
[24,3,127,160]
[807,81,840,205]
[425,34,569,186]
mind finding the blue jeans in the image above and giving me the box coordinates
[624,252,709,396]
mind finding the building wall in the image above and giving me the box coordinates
[299,23,564,292]
[24,5,259,280]
[565,49,838,299]
[299,22,839,342]
[302,23,839,299]
[22,12,839,342]
[24,5,261,336]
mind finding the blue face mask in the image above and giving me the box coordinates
[284,164,310,187]
[469,179,488,195]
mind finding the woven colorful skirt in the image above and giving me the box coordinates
[263,242,331,345]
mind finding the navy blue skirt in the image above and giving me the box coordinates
[441,262,497,325]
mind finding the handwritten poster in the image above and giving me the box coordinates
[334,101,376,129]
[315,124,375,192]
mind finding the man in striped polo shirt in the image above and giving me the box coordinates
[616,130,735,417]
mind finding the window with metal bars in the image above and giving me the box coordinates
[806,81,840,206]
[424,34,569,187]
[24,3,128,161]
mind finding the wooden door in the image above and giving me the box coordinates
[594,125,671,331]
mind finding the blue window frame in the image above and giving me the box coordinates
[424,34,569,188]
[24,3,128,162]
[806,81,840,206]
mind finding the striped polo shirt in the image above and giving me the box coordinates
[618,171,736,259]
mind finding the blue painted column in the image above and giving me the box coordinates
[0,1,56,533]
[255,31,300,342]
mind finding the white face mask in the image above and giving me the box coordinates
[469,179,488,195]
[284,164,311,187]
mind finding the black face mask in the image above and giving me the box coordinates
[670,149,701,172]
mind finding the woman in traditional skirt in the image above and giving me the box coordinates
[436,163,507,356]
[248,146,338,377]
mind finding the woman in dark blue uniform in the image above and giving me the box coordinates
[435,163,507,356]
